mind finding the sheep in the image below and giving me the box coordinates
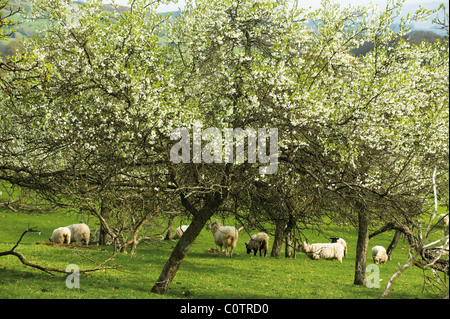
[172,225,189,240]
[49,227,71,244]
[207,221,239,258]
[297,242,345,263]
[372,245,388,264]
[330,237,348,257]
[245,232,270,257]
[437,214,449,227]
[67,223,90,247]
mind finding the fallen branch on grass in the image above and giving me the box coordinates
[0,227,121,276]
[35,241,106,251]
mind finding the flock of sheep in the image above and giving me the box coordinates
[175,221,389,264]
[48,213,449,265]
[49,223,90,246]
[172,221,270,258]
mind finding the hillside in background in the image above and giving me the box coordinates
[400,1,448,36]
[352,30,448,56]
[0,0,131,57]
[1,0,447,58]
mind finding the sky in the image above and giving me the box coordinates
[108,0,445,13]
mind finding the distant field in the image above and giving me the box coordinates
[0,206,447,299]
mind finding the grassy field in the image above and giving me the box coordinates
[0,206,448,300]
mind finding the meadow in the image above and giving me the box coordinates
[0,206,447,300]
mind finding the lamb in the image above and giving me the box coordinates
[437,214,449,227]
[372,245,388,264]
[67,223,90,246]
[330,237,348,257]
[245,232,270,257]
[172,225,189,240]
[49,227,71,244]
[297,242,345,263]
[207,221,239,258]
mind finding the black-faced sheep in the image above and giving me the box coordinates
[372,245,388,264]
[297,242,345,263]
[49,227,71,244]
[207,221,239,258]
[172,225,189,240]
[67,223,90,247]
[245,232,269,257]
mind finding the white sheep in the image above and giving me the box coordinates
[437,214,449,227]
[372,245,388,264]
[245,232,270,257]
[298,242,345,263]
[207,221,239,258]
[49,227,71,244]
[172,225,189,240]
[330,237,348,257]
[67,223,90,247]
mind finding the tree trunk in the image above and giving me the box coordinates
[284,214,295,258]
[99,198,110,246]
[271,219,286,257]
[285,232,293,258]
[354,203,369,286]
[164,213,175,241]
[387,230,401,260]
[151,193,222,295]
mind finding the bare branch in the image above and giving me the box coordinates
[381,167,449,298]
[0,228,122,275]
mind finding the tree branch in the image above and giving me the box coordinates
[0,228,122,275]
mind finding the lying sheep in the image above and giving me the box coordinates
[330,237,348,257]
[245,232,269,257]
[437,214,449,227]
[372,245,388,264]
[49,227,71,244]
[207,221,239,258]
[172,225,189,240]
[298,242,345,263]
[67,223,90,247]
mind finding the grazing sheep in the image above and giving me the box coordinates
[207,221,239,258]
[437,214,449,227]
[245,232,270,257]
[298,242,345,263]
[172,225,189,240]
[49,227,71,244]
[330,237,348,257]
[372,245,388,264]
[67,223,90,247]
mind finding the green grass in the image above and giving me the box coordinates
[0,207,448,299]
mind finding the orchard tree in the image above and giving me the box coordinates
[0,0,181,251]
[170,0,449,288]
[230,165,322,258]
[270,0,449,285]
[166,0,448,288]
[1,0,448,296]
